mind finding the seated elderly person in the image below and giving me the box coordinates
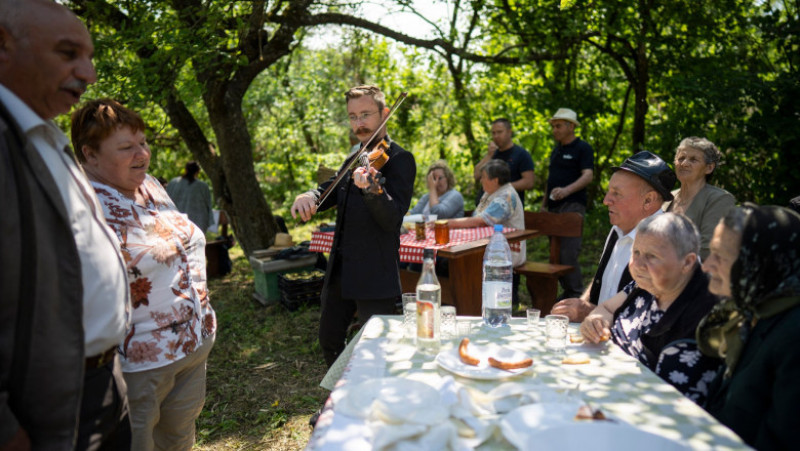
[698,205,800,449]
[662,137,735,260]
[408,160,464,219]
[580,213,721,404]
[72,98,216,450]
[448,159,526,305]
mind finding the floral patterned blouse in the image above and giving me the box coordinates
[92,174,216,373]
[611,281,719,405]
[475,183,526,266]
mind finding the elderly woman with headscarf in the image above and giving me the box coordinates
[71,98,216,451]
[662,137,735,259]
[580,213,722,404]
[408,159,465,219]
[697,204,800,449]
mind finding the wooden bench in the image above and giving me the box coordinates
[514,211,583,315]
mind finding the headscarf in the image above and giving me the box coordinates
[697,204,800,377]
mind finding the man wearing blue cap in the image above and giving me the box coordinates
[551,151,677,322]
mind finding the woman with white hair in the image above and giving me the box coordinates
[580,213,722,403]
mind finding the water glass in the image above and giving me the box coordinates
[441,305,457,339]
[402,293,417,338]
[457,320,472,337]
[545,314,569,350]
[526,308,541,329]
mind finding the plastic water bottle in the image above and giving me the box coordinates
[482,224,513,327]
[416,248,441,354]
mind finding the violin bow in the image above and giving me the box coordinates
[315,91,409,207]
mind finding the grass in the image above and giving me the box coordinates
[195,251,329,450]
[194,207,610,449]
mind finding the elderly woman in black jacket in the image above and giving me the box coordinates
[580,213,722,404]
[697,204,800,449]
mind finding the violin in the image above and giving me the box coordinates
[315,92,408,207]
[358,138,390,195]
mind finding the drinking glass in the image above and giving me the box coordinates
[402,293,417,338]
[545,314,569,350]
[526,308,541,329]
[457,320,472,337]
[441,305,457,339]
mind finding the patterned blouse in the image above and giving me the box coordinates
[92,174,216,373]
[475,183,526,266]
[612,281,719,405]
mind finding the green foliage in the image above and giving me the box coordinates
[73,0,797,227]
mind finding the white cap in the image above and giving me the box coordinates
[548,108,580,126]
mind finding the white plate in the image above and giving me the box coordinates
[501,406,690,451]
[403,214,437,224]
[435,343,533,380]
[335,377,445,424]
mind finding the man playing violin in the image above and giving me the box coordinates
[291,85,416,367]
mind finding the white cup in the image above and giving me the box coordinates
[402,293,417,339]
[526,308,541,329]
[457,320,472,337]
[545,314,569,350]
[441,305,457,339]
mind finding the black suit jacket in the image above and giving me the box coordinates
[0,99,87,448]
[314,139,416,300]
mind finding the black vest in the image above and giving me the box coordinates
[589,229,632,305]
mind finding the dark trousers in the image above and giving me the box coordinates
[548,202,585,299]
[76,356,131,451]
[319,262,398,368]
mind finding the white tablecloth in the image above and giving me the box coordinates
[308,316,748,450]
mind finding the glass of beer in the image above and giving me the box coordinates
[415,221,426,240]
[434,220,449,245]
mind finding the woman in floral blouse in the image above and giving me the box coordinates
[71,99,216,450]
[580,213,721,404]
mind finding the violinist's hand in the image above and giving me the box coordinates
[291,193,317,222]
[580,314,611,344]
[353,166,379,190]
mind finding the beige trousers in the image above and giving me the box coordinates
[123,335,215,451]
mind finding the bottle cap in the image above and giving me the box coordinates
[494,224,503,232]
[423,248,435,259]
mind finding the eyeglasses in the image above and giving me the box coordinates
[348,111,380,123]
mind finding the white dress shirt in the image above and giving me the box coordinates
[0,84,129,356]
[598,209,663,304]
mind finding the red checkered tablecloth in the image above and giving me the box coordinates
[309,226,520,264]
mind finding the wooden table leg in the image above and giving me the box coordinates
[446,253,483,316]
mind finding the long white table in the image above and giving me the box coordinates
[307,316,748,450]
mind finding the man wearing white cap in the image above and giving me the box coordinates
[543,108,594,298]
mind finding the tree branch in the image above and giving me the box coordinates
[294,11,560,64]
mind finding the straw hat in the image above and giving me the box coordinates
[271,233,294,249]
[548,108,580,126]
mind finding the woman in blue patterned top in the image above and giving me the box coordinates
[580,213,722,404]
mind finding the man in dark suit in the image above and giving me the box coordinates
[0,0,131,449]
[551,151,676,322]
[291,85,416,367]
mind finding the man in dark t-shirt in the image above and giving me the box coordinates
[473,118,535,208]
[543,108,594,298]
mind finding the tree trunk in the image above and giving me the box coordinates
[205,90,279,255]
